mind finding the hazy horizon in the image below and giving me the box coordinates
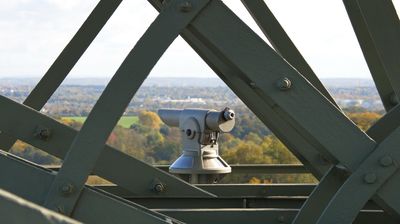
[0,76,376,88]
[0,75,375,79]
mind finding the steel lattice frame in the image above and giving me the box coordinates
[0,0,399,223]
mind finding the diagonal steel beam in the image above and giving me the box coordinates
[0,151,175,224]
[0,188,81,224]
[317,125,400,223]
[0,0,123,150]
[368,104,400,142]
[292,166,349,223]
[43,0,211,215]
[156,208,395,224]
[0,95,213,198]
[293,104,400,223]
[241,0,339,108]
[344,0,400,111]
[151,0,400,219]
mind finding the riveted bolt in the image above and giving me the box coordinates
[179,1,192,12]
[277,77,292,90]
[364,173,377,184]
[380,156,393,167]
[154,183,165,193]
[249,82,256,89]
[241,198,248,208]
[277,215,285,223]
[35,127,51,141]
[60,183,74,196]
[56,205,65,214]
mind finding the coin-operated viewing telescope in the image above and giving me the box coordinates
[158,108,235,184]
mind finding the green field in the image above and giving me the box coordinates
[64,116,139,128]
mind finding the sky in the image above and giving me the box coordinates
[0,0,399,79]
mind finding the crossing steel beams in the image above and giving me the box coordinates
[0,0,399,223]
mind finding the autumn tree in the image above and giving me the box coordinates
[138,110,163,129]
[347,112,381,131]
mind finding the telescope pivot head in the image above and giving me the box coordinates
[157,108,235,183]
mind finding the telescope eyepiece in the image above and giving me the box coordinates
[223,108,235,121]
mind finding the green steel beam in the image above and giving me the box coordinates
[43,0,210,215]
[130,197,307,209]
[0,188,81,224]
[294,105,400,223]
[156,164,308,174]
[49,164,308,175]
[93,183,379,213]
[317,126,400,223]
[241,0,339,108]
[155,208,396,224]
[0,0,122,150]
[343,0,400,111]
[292,165,351,223]
[125,197,378,211]
[198,184,314,197]
[357,105,400,218]
[0,151,175,224]
[96,184,315,198]
[368,104,400,142]
[0,95,213,197]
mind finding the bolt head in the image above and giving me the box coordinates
[364,173,377,184]
[277,77,292,90]
[380,156,393,167]
[277,215,285,223]
[154,183,165,192]
[249,82,256,88]
[56,205,65,214]
[60,183,74,195]
[179,1,192,12]
[35,127,51,140]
